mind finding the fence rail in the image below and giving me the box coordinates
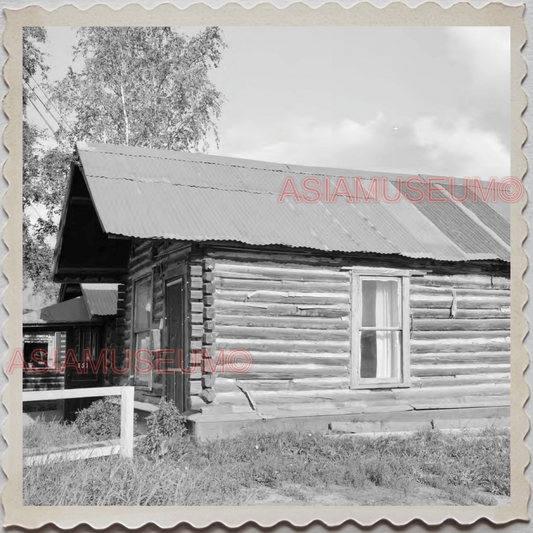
[23,386,135,464]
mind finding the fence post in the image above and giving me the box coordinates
[120,386,134,458]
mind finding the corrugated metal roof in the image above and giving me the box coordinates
[81,284,118,316]
[74,141,510,262]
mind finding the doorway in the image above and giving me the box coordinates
[164,273,188,413]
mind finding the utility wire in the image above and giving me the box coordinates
[25,69,73,135]
[26,92,58,139]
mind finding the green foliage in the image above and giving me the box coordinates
[74,398,122,440]
[22,27,226,294]
[139,399,187,458]
[23,427,510,506]
[52,27,226,152]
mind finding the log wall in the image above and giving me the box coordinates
[190,249,511,437]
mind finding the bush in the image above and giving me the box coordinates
[74,398,122,440]
[139,399,187,458]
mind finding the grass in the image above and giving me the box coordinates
[23,424,510,506]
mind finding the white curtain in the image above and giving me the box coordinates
[374,280,399,379]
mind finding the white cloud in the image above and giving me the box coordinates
[219,114,386,167]
[413,116,510,179]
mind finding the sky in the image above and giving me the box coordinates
[36,26,511,181]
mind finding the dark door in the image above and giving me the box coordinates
[64,326,104,420]
[165,276,188,413]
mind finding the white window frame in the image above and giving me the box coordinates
[349,268,411,389]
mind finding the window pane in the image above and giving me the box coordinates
[360,330,401,379]
[135,331,152,386]
[134,278,151,331]
[361,279,400,327]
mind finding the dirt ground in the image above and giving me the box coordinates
[243,482,511,506]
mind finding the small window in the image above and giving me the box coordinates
[351,272,410,388]
[133,276,152,388]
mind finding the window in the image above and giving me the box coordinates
[133,275,152,388]
[350,271,410,388]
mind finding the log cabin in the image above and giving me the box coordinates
[52,141,511,438]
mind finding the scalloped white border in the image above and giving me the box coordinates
[1,2,529,529]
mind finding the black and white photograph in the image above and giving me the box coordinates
[2,1,529,528]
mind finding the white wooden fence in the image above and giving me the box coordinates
[23,386,135,465]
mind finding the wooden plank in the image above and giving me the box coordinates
[410,274,493,289]
[190,277,203,289]
[23,386,126,402]
[220,363,349,380]
[215,278,350,293]
[241,352,350,366]
[120,386,135,458]
[411,330,510,340]
[411,352,510,365]
[411,308,511,319]
[216,338,350,353]
[411,373,510,388]
[330,406,510,434]
[215,325,349,341]
[190,265,203,277]
[214,263,349,282]
[214,300,350,318]
[215,314,349,330]
[24,444,121,466]
[413,318,510,331]
[215,289,349,305]
[411,363,510,377]
[410,337,510,353]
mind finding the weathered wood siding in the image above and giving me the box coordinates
[191,249,510,437]
[118,239,197,406]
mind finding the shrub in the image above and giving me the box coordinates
[74,398,122,440]
[139,399,187,458]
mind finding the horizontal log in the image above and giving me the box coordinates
[456,296,510,309]
[411,308,511,319]
[204,295,214,306]
[215,325,349,341]
[190,265,203,277]
[216,289,349,306]
[190,380,202,395]
[213,263,349,283]
[410,395,510,410]
[190,290,203,300]
[410,274,493,289]
[410,337,509,353]
[216,338,350,353]
[410,294,510,310]
[191,302,204,314]
[411,363,510,377]
[243,352,349,366]
[216,376,351,393]
[203,282,215,295]
[204,271,215,282]
[411,373,509,388]
[215,278,350,294]
[411,352,510,365]
[204,307,216,319]
[394,382,510,400]
[215,300,350,318]
[412,318,510,331]
[191,313,203,324]
[330,406,510,434]
[203,332,216,344]
[249,389,399,404]
[220,363,349,380]
[411,286,510,298]
[411,330,510,340]
[190,277,203,289]
[215,314,349,330]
